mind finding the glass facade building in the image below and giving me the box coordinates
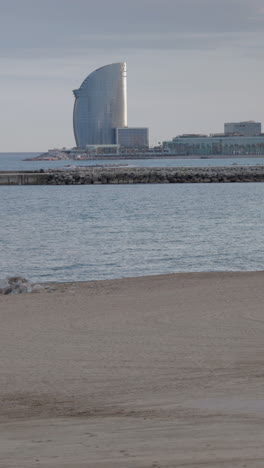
[73,63,127,147]
[116,127,149,148]
[163,134,264,156]
[224,121,261,136]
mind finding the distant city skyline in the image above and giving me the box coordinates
[1,0,264,151]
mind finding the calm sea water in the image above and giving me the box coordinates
[1,181,264,283]
[1,152,264,171]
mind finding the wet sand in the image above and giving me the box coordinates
[1,271,264,467]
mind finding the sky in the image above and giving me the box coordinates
[1,0,264,151]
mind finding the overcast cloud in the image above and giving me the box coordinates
[1,0,264,150]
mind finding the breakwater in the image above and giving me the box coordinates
[1,166,264,185]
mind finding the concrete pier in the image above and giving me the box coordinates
[0,172,48,185]
[1,166,264,185]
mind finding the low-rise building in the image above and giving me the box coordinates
[116,127,149,149]
[163,134,264,156]
[224,121,261,136]
[85,144,120,155]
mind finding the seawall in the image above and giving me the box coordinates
[1,166,264,185]
[0,172,49,185]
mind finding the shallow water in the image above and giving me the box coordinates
[1,183,264,282]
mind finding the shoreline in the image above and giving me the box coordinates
[28,268,264,287]
[1,270,264,466]
[2,269,264,290]
[24,154,264,161]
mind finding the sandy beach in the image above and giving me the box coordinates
[1,271,264,467]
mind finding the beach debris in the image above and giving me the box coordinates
[0,276,53,295]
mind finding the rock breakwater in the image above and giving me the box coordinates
[2,166,264,185]
[44,166,264,184]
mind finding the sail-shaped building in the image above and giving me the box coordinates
[73,62,127,147]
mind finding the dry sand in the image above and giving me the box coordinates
[1,271,264,467]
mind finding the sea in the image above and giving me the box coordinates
[1,152,264,283]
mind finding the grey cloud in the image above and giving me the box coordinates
[1,0,264,55]
[1,32,263,62]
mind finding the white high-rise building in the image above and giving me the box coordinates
[73,63,127,147]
